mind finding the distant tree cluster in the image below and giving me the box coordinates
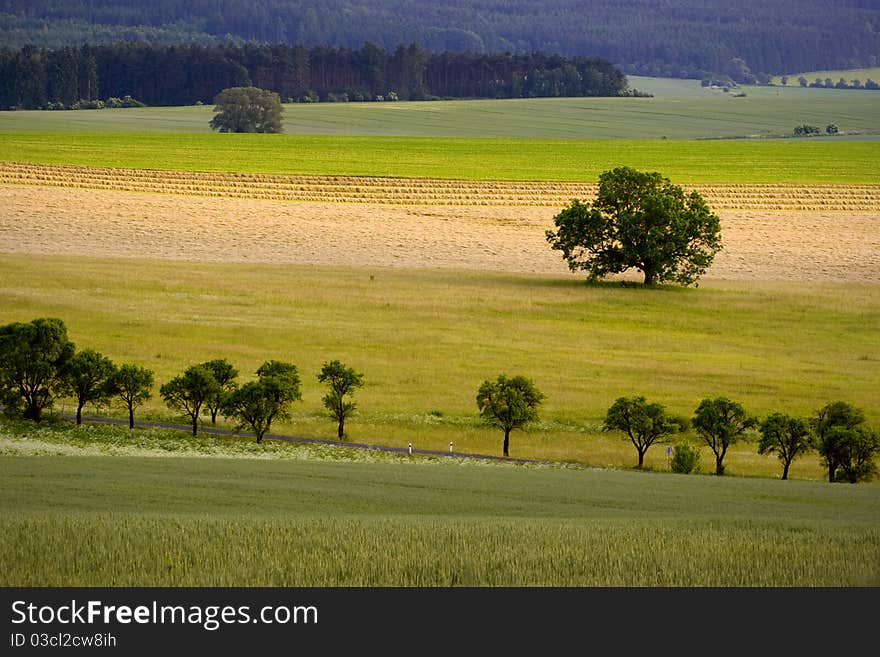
[0,42,629,110]
[2,1,878,81]
[794,76,880,90]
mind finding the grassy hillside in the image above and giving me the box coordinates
[1,254,877,476]
[1,84,877,139]
[2,452,877,586]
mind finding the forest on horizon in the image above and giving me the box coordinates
[1,0,879,80]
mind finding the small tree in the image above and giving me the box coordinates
[825,123,839,135]
[60,348,116,425]
[108,363,154,429]
[692,397,757,475]
[476,374,544,457]
[811,401,865,482]
[603,396,680,468]
[317,360,365,439]
[222,360,302,443]
[545,166,722,286]
[160,365,221,436]
[757,413,813,480]
[0,317,75,421]
[670,441,702,474]
[200,358,238,425]
[209,86,284,133]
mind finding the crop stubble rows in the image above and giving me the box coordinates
[2,161,879,283]
[4,161,880,210]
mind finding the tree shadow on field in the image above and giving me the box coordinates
[505,275,694,294]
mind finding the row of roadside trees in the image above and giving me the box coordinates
[2,317,877,483]
[0,317,364,443]
[473,375,878,483]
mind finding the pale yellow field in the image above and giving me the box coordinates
[2,162,879,283]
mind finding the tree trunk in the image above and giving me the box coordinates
[503,428,510,457]
[211,407,218,424]
[827,462,836,483]
[715,455,725,475]
[337,418,345,439]
[128,405,135,429]
[643,266,657,286]
[191,416,198,436]
[781,461,790,480]
[76,402,83,425]
[637,448,645,468]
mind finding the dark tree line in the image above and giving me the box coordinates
[2,0,878,80]
[0,41,629,109]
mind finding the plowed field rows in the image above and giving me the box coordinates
[3,161,880,211]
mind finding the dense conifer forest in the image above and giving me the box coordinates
[0,42,630,109]
[2,0,878,80]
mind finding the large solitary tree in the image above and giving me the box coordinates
[545,167,722,286]
[0,317,75,421]
[476,374,544,457]
[209,86,284,133]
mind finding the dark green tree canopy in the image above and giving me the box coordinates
[160,364,221,436]
[603,395,681,468]
[811,401,877,483]
[758,412,813,480]
[0,317,75,421]
[317,360,365,439]
[199,358,239,425]
[209,86,284,133]
[222,360,302,443]
[107,362,154,429]
[60,348,116,425]
[692,397,757,475]
[546,166,722,286]
[476,374,544,457]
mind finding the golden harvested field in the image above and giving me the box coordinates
[2,161,879,283]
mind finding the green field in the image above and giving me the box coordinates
[2,453,877,586]
[2,131,879,183]
[0,80,878,140]
[3,79,879,588]
[2,254,878,478]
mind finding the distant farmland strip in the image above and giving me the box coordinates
[4,162,879,211]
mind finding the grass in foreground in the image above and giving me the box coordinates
[1,255,878,479]
[1,453,877,586]
[0,132,878,183]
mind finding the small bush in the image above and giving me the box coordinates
[671,441,702,474]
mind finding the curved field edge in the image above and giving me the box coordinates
[1,132,879,183]
[1,454,878,586]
